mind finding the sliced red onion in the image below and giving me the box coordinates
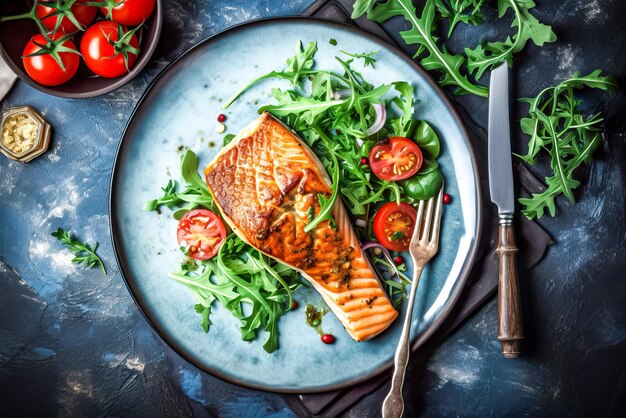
[361,241,400,278]
[366,103,386,136]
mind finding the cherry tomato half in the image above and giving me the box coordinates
[177,209,227,260]
[102,0,156,26]
[37,0,97,33]
[373,202,417,252]
[369,137,423,181]
[80,20,139,78]
[22,33,80,87]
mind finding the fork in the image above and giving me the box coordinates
[382,186,445,418]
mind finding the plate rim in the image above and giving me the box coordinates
[108,16,483,394]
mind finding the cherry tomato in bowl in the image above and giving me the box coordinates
[22,33,80,87]
[373,202,417,252]
[177,209,227,260]
[369,136,423,181]
[80,20,140,78]
[101,0,156,26]
[37,0,97,34]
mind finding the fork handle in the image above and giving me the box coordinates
[382,264,424,418]
[496,214,524,357]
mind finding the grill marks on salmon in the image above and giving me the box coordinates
[204,113,398,341]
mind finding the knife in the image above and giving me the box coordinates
[488,63,524,358]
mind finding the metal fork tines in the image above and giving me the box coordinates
[382,185,445,418]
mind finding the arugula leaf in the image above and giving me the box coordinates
[370,255,411,307]
[353,0,488,97]
[340,50,379,68]
[465,0,556,79]
[353,0,555,97]
[170,235,302,353]
[144,150,216,215]
[517,70,617,219]
[194,303,212,333]
[304,152,340,232]
[286,41,318,84]
[51,228,107,274]
[434,0,485,37]
[223,41,318,108]
[143,179,181,211]
[260,89,344,124]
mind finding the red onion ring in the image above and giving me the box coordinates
[366,103,386,135]
[361,241,399,278]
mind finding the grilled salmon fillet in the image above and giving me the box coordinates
[204,113,398,341]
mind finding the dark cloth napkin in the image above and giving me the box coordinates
[282,1,554,415]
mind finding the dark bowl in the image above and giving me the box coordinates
[0,0,162,98]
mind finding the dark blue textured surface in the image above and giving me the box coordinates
[1,0,625,416]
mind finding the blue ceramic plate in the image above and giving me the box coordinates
[110,18,481,393]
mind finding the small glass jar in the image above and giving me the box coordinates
[0,106,52,163]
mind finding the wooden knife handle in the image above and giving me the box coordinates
[496,214,524,358]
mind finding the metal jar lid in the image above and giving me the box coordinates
[0,106,52,163]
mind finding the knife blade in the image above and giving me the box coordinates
[488,64,515,215]
[488,63,524,358]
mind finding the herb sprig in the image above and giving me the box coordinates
[51,228,107,274]
[517,70,617,219]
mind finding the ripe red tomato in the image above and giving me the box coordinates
[22,33,80,87]
[80,21,139,78]
[101,0,156,26]
[369,137,423,181]
[373,202,417,252]
[37,0,97,33]
[177,209,227,260]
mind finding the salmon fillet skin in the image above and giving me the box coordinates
[204,112,398,341]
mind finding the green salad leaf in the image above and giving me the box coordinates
[517,70,617,219]
[340,50,379,68]
[434,0,485,37]
[143,149,216,217]
[353,0,555,97]
[465,0,556,79]
[304,152,340,232]
[352,0,488,97]
[170,234,302,353]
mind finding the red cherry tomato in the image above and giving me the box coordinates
[177,209,227,260]
[22,33,79,87]
[37,0,97,33]
[80,21,139,78]
[101,0,156,26]
[373,202,417,252]
[369,137,423,181]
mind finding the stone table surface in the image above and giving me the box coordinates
[1,0,624,417]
